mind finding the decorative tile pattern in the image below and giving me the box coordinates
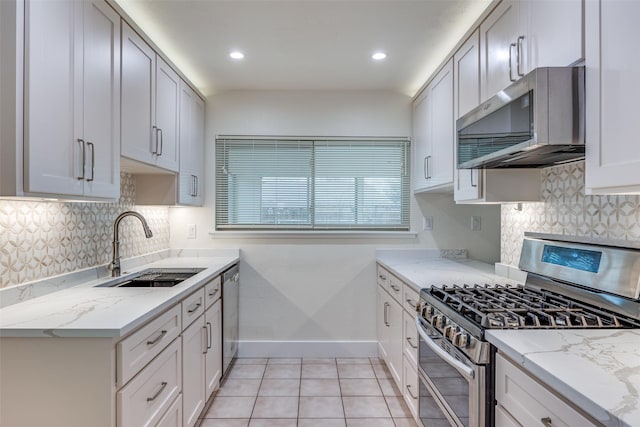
[501,161,640,266]
[0,173,169,288]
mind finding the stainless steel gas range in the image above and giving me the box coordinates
[415,234,640,427]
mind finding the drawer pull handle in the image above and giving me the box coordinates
[406,298,416,307]
[540,417,553,427]
[188,302,202,314]
[208,288,219,298]
[202,326,209,354]
[406,336,418,349]
[146,381,167,402]
[378,274,387,281]
[390,284,400,292]
[406,384,418,400]
[146,330,167,346]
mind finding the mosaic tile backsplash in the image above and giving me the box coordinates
[0,173,169,288]
[501,161,640,266]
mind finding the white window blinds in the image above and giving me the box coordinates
[215,136,410,231]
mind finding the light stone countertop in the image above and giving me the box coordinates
[376,248,522,292]
[0,252,239,338]
[487,329,640,427]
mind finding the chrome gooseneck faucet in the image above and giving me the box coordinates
[111,211,153,277]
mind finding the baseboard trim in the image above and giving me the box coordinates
[238,340,378,358]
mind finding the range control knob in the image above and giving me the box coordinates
[452,332,470,348]
[423,305,434,318]
[430,315,444,329]
[443,324,456,339]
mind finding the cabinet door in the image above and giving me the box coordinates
[526,0,583,70]
[182,316,206,427]
[121,23,156,165]
[23,0,84,196]
[192,95,205,205]
[412,89,431,192]
[387,294,403,388]
[376,286,389,361]
[82,0,120,198]
[402,354,418,419]
[178,81,205,206]
[155,57,180,171]
[205,299,222,399]
[479,0,521,101]
[428,59,454,189]
[585,0,640,194]
[453,31,483,202]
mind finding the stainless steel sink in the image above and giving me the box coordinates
[96,268,205,288]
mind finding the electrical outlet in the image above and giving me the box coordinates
[471,216,481,231]
[187,223,197,239]
[423,216,433,231]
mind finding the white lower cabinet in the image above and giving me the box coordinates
[403,354,419,419]
[182,314,207,427]
[495,353,599,427]
[117,338,182,427]
[205,299,223,399]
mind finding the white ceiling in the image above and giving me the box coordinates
[115,0,493,97]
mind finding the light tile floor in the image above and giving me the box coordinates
[199,357,418,427]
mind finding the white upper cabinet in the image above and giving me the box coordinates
[121,23,179,172]
[24,0,120,199]
[454,29,541,204]
[585,0,640,194]
[480,0,583,101]
[413,59,454,193]
[178,80,205,206]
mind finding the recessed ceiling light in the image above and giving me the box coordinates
[372,52,387,61]
[229,51,245,60]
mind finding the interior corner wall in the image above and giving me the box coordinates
[168,90,501,356]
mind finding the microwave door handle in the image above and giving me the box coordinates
[509,43,517,82]
[415,317,475,381]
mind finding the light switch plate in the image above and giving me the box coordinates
[187,224,197,239]
[471,216,481,231]
[423,216,433,231]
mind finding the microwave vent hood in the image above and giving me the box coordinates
[456,66,585,169]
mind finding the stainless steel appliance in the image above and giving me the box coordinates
[456,67,584,169]
[222,264,239,376]
[416,233,640,427]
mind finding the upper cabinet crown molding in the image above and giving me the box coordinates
[585,0,640,194]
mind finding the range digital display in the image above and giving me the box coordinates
[541,245,602,273]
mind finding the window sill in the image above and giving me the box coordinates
[208,230,418,239]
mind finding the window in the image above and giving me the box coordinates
[215,136,410,231]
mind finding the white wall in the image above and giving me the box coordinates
[169,90,500,356]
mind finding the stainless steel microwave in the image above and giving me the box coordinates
[456,66,585,169]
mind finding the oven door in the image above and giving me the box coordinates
[415,316,486,427]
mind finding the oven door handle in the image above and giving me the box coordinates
[415,317,475,381]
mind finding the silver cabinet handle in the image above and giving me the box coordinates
[378,274,387,281]
[77,139,86,180]
[146,381,167,402]
[208,288,219,298]
[516,35,525,77]
[406,298,416,308]
[383,302,390,326]
[415,316,474,381]
[195,175,199,196]
[187,302,201,314]
[470,171,477,187]
[202,325,208,354]
[152,125,158,154]
[146,330,167,346]
[206,321,212,349]
[86,141,95,182]
[157,128,163,156]
[390,284,401,292]
[540,417,553,427]
[406,384,418,400]
[406,336,418,349]
[509,43,517,82]
[424,156,432,179]
[191,175,196,197]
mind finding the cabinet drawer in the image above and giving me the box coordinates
[403,310,418,366]
[182,288,205,329]
[377,265,390,292]
[388,275,403,304]
[495,353,598,427]
[118,338,182,427]
[403,285,420,315]
[156,394,183,427]
[402,354,419,419]
[117,304,182,386]
[204,275,221,309]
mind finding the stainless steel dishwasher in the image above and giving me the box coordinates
[222,264,239,376]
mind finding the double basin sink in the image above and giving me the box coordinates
[96,268,205,288]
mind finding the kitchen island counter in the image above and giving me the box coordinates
[487,328,640,427]
[0,251,239,338]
